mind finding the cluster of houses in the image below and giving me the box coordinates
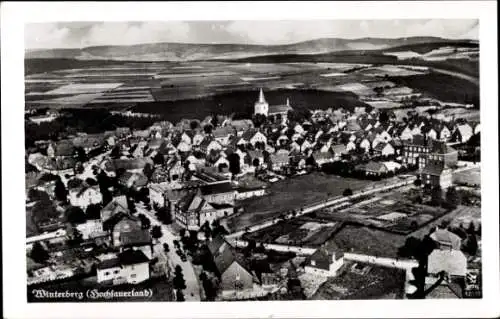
[27,195,154,286]
[26,88,480,298]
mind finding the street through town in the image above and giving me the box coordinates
[138,206,201,301]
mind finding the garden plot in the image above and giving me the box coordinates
[44,83,123,95]
[331,82,373,96]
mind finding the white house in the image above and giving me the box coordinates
[96,250,150,285]
[304,248,344,277]
[69,186,103,209]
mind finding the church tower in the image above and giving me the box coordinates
[254,88,269,116]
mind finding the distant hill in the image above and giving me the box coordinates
[25,36,469,61]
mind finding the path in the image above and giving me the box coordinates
[138,206,201,301]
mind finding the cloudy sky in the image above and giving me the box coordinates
[25,20,479,50]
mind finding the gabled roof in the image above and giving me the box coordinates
[199,182,235,196]
[120,229,152,246]
[101,196,129,222]
[118,249,150,265]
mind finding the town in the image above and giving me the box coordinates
[25,84,481,301]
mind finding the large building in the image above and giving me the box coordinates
[254,89,293,118]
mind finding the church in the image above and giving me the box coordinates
[254,88,293,119]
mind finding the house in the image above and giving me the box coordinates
[200,138,223,154]
[106,213,153,258]
[246,150,265,167]
[331,144,347,161]
[211,240,256,294]
[239,129,267,147]
[174,193,216,230]
[198,182,237,204]
[96,250,150,284]
[118,172,148,190]
[420,162,453,189]
[103,158,153,175]
[451,124,474,143]
[426,142,458,168]
[236,186,267,200]
[213,126,236,145]
[149,183,170,207]
[312,151,335,166]
[373,142,395,157]
[428,229,467,278]
[402,135,430,168]
[68,185,103,209]
[72,134,105,153]
[346,141,356,153]
[363,161,389,176]
[359,138,371,153]
[165,158,185,182]
[47,141,75,158]
[231,119,254,136]
[305,247,344,277]
[101,196,129,222]
[269,151,290,171]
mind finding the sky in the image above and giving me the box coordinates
[25,20,479,50]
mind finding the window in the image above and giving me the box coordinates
[311,260,316,266]
[131,274,137,278]
[104,271,110,276]
[114,270,119,274]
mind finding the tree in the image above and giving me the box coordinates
[110,146,121,159]
[127,196,137,214]
[227,153,241,176]
[190,120,199,130]
[379,110,389,124]
[175,289,185,302]
[138,214,151,229]
[462,233,478,256]
[75,147,87,162]
[30,242,49,264]
[143,163,154,180]
[151,225,163,241]
[467,221,476,234]
[153,153,165,166]
[431,186,443,206]
[252,158,260,167]
[66,206,86,224]
[163,243,170,253]
[85,203,102,220]
[445,186,461,209]
[413,178,422,187]
[203,124,213,135]
[342,188,353,196]
[54,178,68,202]
[200,221,212,239]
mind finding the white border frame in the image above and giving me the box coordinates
[2,1,498,318]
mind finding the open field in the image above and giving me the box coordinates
[225,172,400,232]
[453,167,481,186]
[389,72,479,106]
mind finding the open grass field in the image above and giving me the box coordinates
[226,172,382,232]
[389,72,479,106]
[453,167,481,186]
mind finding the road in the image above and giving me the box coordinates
[432,68,479,86]
[138,206,201,301]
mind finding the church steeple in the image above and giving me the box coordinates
[254,88,269,116]
[258,88,266,103]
